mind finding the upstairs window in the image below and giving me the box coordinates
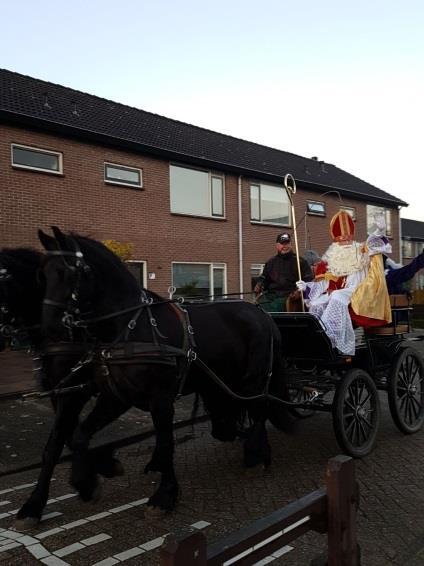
[105,162,143,188]
[306,201,326,216]
[11,144,63,174]
[366,205,392,237]
[170,164,224,218]
[340,206,356,221]
[250,182,290,225]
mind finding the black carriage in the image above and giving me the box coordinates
[269,294,424,458]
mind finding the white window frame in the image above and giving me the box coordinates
[170,164,225,219]
[366,204,393,237]
[126,260,147,287]
[11,143,63,175]
[340,206,356,221]
[250,182,291,226]
[104,162,143,188]
[306,201,326,216]
[171,261,227,299]
[251,263,265,290]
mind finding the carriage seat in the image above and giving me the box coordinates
[364,294,412,335]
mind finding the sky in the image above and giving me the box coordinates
[2,0,424,222]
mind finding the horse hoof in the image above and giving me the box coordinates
[90,477,104,503]
[14,516,40,531]
[144,504,166,519]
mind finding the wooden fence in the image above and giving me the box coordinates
[160,455,360,566]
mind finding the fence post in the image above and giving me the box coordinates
[160,529,207,566]
[326,455,360,566]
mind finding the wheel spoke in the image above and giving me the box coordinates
[348,385,357,408]
[410,394,422,414]
[409,396,420,420]
[357,380,365,405]
[345,417,356,438]
[360,415,373,430]
[398,369,409,390]
[359,391,371,408]
[407,399,414,425]
[345,399,356,412]
[399,393,408,413]
[358,419,368,442]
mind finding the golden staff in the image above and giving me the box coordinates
[284,173,305,312]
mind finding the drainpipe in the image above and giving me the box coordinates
[398,206,403,264]
[238,175,244,297]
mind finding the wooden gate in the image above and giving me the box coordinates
[160,455,360,566]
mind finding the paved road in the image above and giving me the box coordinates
[1,336,423,565]
[1,391,424,565]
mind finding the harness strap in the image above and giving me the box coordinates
[101,341,186,361]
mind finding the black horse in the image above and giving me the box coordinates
[38,227,292,512]
[0,247,123,525]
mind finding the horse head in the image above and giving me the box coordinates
[38,226,141,342]
[0,248,44,344]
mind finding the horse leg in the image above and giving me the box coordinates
[16,395,87,524]
[144,395,179,512]
[70,394,129,501]
[243,404,271,469]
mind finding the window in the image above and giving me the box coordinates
[306,201,326,216]
[366,205,392,237]
[126,260,146,287]
[250,182,291,225]
[105,162,142,188]
[172,263,226,298]
[251,263,264,290]
[11,144,62,174]
[170,165,224,218]
[402,240,414,258]
[340,206,356,221]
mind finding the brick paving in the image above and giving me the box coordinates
[0,335,423,564]
[1,400,424,565]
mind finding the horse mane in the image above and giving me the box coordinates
[68,233,143,299]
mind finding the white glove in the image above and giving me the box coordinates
[386,257,402,270]
[296,280,307,291]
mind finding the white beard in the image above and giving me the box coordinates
[323,242,369,276]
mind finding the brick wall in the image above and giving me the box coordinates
[0,124,401,296]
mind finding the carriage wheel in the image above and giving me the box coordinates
[288,386,316,419]
[333,368,380,458]
[388,347,424,434]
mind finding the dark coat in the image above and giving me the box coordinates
[258,251,313,296]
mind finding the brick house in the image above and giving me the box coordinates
[0,68,408,298]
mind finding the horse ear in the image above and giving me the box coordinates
[38,229,56,251]
[51,226,70,250]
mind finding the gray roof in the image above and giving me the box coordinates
[401,218,424,241]
[0,68,407,207]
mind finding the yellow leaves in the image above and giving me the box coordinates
[102,239,134,261]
